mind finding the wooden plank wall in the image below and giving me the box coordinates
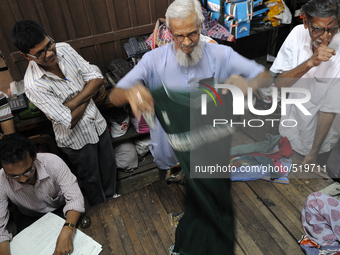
[0,0,173,81]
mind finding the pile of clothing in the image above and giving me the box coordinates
[230,134,293,184]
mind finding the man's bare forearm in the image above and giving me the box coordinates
[53,210,82,255]
[69,101,90,129]
[109,85,154,121]
[64,78,103,111]
[248,70,274,90]
[275,60,314,89]
[109,87,130,107]
[0,240,11,255]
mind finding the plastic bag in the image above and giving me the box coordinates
[114,140,138,172]
[265,0,291,27]
[110,116,130,138]
[133,136,151,156]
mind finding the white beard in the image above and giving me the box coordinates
[176,40,204,67]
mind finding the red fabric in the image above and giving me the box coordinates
[248,137,293,159]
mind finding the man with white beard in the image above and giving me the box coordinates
[109,1,271,254]
[109,0,270,177]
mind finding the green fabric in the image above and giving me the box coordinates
[230,134,282,157]
[151,83,234,255]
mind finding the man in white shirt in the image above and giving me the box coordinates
[11,20,117,205]
[0,133,85,255]
[270,0,340,168]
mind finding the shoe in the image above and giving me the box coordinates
[165,163,185,184]
[112,194,121,199]
[118,168,135,173]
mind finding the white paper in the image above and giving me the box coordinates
[10,212,102,255]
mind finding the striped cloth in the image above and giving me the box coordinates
[24,42,106,150]
[0,92,13,123]
[0,153,85,243]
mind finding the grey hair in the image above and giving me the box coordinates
[301,0,340,21]
[165,0,204,29]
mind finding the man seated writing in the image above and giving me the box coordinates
[270,0,340,168]
[0,133,85,255]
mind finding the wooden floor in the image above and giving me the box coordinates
[81,127,333,255]
[82,177,331,255]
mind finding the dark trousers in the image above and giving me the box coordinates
[61,128,117,206]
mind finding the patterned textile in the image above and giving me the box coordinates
[0,92,13,123]
[145,18,173,50]
[145,8,234,50]
[201,7,235,42]
[302,192,340,246]
[299,235,340,255]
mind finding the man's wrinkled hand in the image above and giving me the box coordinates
[53,228,74,255]
[127,83,154,121]
[308,33,335,67]
[222,75,251,96]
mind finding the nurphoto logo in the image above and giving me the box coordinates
[200,84,312,128]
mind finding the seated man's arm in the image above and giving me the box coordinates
[0,241,10,255]
[302,111,336,166]
[47,153,85,254]
[0,119,15,139]
[275,33,335,89]
[0,185,12,255]
[53,210,82,255]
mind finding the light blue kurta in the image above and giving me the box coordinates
[117,42,264,169]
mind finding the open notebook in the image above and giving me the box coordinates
[10,212,102,255]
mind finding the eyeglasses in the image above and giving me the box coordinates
[309,23,340,37]
[173,30,200,43]
[27,36,56,60]
[6,162,35,179]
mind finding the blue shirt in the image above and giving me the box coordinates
[24,43,106,149]
[117,42,265,169]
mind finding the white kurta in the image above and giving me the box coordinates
[270,25,340,155]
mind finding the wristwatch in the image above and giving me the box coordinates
[64,222,76,231]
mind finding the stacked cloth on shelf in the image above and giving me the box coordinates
[299,183,340,255]
[230,134,293,184]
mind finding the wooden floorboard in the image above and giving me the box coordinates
[82,177,331,255]
[233,182,303,254]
